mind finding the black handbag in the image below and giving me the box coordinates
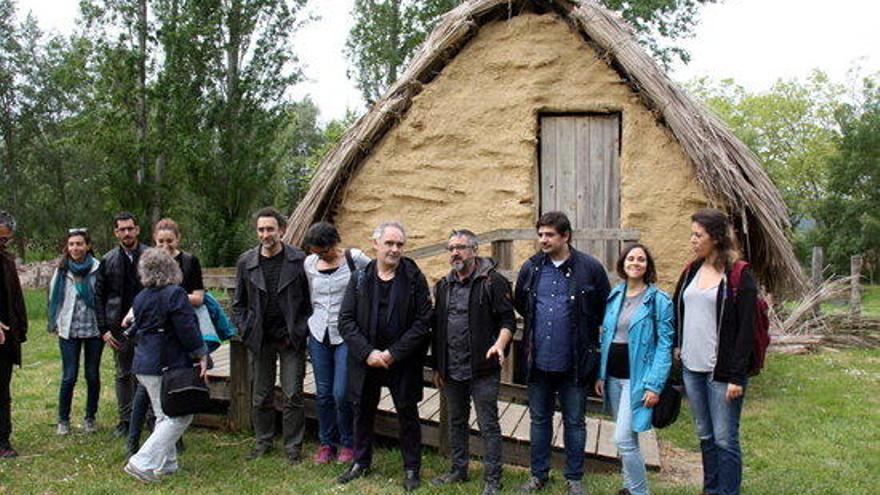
[649,296,683,429]
[159,330,210,418]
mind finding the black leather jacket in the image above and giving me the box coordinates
[95,243,147,337]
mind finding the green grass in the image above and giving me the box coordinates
[0,290,877,494]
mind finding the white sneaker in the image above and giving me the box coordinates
[56,421,70,436]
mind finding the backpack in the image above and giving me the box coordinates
[728,260,771,376]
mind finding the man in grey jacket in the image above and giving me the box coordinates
[232,207,312,464]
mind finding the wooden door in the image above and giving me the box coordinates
[540,114,621,270]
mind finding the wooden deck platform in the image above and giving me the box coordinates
[202,344,661,470]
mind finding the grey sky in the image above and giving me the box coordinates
[16,0,880,123]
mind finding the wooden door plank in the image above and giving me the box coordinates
[639,430,662,468]
[551,412,564,449]
[541,117,559,213]
[511,407,531,442]
[377,387,395,412]
[499,402,525,438]
[557,118,577,217]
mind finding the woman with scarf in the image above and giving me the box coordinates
[48,229,103,435]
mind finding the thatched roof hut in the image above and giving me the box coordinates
[285,0,802,292]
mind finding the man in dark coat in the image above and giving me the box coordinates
[430,229,515,495]
[337,221,432,492]
[0,211,27,458]
[232,207,312,463]
[95,211,148,438]
[514,211,610,495]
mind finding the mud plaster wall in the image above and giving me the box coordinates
[333,12,709,290]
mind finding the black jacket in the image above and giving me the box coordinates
[431,257,516,380]
[0,250,28,366]
[130,285,207,376]
[339,257,432,406]
[232,244,312,354]
[672,259,756,386]
[95,243,147,337]
[514,249,610,385]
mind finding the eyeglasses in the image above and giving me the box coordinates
[447,244,474,252]
[68,227,88,235]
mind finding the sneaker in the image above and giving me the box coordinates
[337,447,355,463]
[403,469,421,492]
[83,418,98,434]
[431,469,468,485]
[246,444,272,461]
[124,462,161,483]
[57,421,71,436]
[0,447,18,458]
[337,463,370,484]
[314,445,335,464]
[482,482,502,495]
[520,476,547,492]
[566,479,586,495]
[155,461,179,476]
[110,421,129,439]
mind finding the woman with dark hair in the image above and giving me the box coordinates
[302,221,370,464]
[48,229,103,435]
[596,243,674,495]
[124,248,207,483]
[673,208,756,495]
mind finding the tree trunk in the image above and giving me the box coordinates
[136,0,148,186]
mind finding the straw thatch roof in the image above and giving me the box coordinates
[284,0,803,292]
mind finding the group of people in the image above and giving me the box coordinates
[0,205,756,495]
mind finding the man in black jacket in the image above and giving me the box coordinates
[95,212,147,438]
[514,212,610,495]
[337,221,432,492]
[0,211,27,458]
[430,229,514,495]
[232,207,312,464]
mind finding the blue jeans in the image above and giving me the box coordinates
[606,377,649,495]
[682,369,746,495]
[307,336,353,448]
[58,337,104,422]
[528,369,587,481]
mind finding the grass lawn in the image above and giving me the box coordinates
[0,290,878,494]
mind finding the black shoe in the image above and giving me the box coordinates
[431,469,468,485]
[246,444,272,461]
[520,476,547,492]
[403,469,421,492]
[482,482,502,495]
[176,437,185,453]
[337,463,370,484]
[287,449,302,465]
[111,422,129,439]
[617,490,632,495]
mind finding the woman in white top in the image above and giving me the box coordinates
[672,208,757,495]
[303,222,370,464]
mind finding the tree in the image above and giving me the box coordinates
[688,73,843,228]
[346,0,716,103]
[816,77,880,277]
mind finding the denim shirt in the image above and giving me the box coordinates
[533,258,573,372]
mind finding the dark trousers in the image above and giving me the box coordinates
[113,337,136,425]
[58,336,104,422]
[353,368,421,471]
[0,351,12,448]
[127,383,154,448]
[528,368,587,481]
[445,371,503,484]
[250,340,306,454]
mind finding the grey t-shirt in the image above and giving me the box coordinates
[681,274,719,372]
[613,290,646,343]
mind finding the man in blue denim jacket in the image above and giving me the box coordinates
[514,211,610,495]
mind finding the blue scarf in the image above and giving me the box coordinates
[48,255,96,329]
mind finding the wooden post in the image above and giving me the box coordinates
[811,247,824,288]
[851,255,863,319]
[491,239,513,271]
[228,338,252,432]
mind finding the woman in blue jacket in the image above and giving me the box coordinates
[596,243,674,495]
[123,248,207,483]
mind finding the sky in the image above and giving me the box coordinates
[15,0,880,123]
